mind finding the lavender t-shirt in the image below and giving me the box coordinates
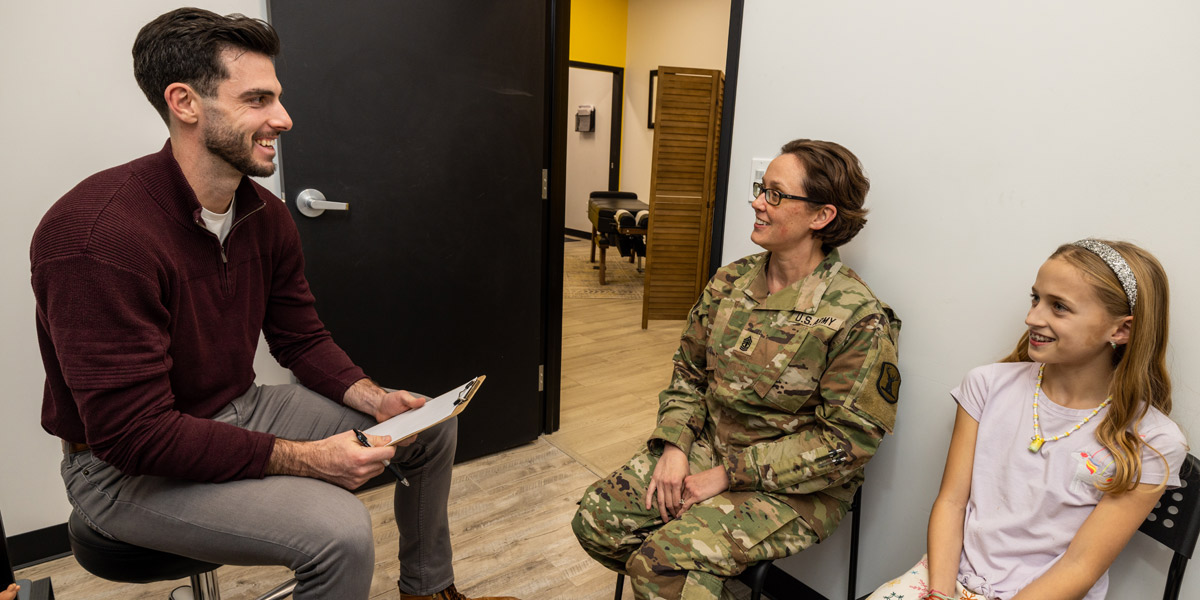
[951,362,1187,600]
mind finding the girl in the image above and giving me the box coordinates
[869,239,1188,600]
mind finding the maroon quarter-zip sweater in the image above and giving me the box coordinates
[31,141,365,482]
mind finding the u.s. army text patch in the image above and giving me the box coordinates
[793,314,844,329]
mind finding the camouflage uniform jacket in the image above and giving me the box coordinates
[650,249,901,535]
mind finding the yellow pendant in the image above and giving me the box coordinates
[1028,437,1044,453]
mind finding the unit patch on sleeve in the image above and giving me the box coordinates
[877,362,901,404]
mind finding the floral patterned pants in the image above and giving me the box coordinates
[867,555,991,600]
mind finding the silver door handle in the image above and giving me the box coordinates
[295,189,349,217]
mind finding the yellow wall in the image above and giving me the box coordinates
[569,0,627,67]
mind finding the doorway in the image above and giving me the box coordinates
[565,62,623,237]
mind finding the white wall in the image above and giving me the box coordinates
[566,67,615,232]
[726,2,1199,598]
[0,0,290,538]
[621,0,730,201]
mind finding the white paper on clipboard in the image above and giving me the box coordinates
[363,376,485,446]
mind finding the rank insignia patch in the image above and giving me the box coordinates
[734,330,760,355]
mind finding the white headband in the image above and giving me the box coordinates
[1072,239,1137,311]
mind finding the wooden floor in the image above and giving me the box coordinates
[15,243,760,599]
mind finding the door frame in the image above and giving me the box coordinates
[566,60,624,192]
[708,0,744,278]
[542,0,570,434]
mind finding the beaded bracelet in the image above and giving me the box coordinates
[926,591,954,600]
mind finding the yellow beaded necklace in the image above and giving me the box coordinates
[1029,364,1111,453]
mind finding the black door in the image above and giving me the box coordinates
[268,1,565,462]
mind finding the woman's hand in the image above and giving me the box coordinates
[680,466,730,511]
[645,443,690,522]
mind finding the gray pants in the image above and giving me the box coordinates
[62,383,457,599]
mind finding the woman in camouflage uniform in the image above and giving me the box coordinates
[572,139,902,600]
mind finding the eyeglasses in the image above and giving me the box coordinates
[751,181,822,206]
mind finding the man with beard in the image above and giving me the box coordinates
[29,8,518,600]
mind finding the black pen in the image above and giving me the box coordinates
[352,428,409,487]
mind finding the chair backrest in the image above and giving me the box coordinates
[1139,453,1200,560]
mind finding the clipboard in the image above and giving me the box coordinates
[363,375,485,445]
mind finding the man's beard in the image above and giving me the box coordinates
[204,119,275,178]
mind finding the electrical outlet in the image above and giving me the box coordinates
[751,158,770,198]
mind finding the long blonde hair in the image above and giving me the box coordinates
[1002,240,1171,492]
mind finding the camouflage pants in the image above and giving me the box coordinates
[571,440,820,600]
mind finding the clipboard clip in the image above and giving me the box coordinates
[455,376,481,405]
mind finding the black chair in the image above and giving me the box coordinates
[615,487,862,600]
[68,511,296,600]
[1139,453,1200,600]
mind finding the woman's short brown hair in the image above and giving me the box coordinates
[779,139,870,248]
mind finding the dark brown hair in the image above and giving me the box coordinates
[779,139,870,248]
[133,7,281,124]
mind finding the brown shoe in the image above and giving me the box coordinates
[398,582,520,600]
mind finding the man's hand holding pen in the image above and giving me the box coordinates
[268,429,398,490]
[268,379,432,490]
[354,429,411,487]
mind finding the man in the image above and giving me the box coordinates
[30,8,516,600]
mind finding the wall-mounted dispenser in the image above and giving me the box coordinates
[575,105,595,132]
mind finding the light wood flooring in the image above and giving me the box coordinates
[16,242,758,599]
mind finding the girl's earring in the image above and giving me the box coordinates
[1110,341,1118,350]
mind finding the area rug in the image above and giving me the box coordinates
[562,239,644,299]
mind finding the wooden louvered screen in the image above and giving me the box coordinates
[642,66,724,328]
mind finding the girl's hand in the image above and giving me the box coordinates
[645,443,689,522]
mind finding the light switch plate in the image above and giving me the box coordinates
[751,158,770,198]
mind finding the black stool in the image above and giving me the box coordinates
[68,511,296,600]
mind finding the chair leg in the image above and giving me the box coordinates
[745,562,770,600]
[185,570,220,600]
[598,244,608,285]
[848,489,862,600]
[1163,554,1187,600]
[614,572,625,600]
